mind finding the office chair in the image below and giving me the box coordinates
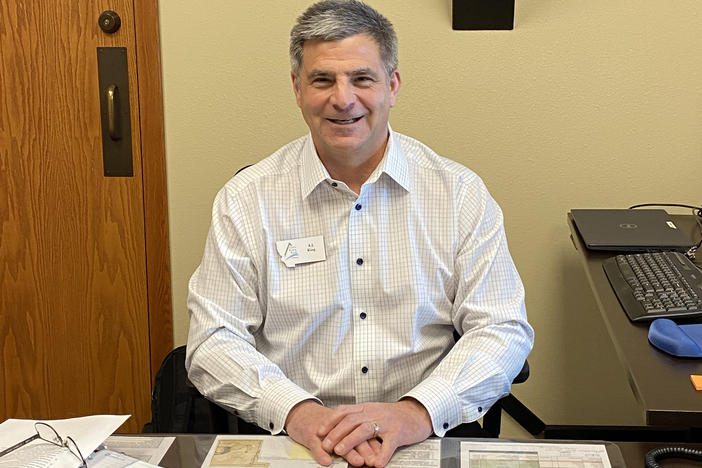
[449,331,542,438]
[481,360,544,437]
[145,345,266,434]
[145,345,228,433]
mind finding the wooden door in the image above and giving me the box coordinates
[0,0,171,432]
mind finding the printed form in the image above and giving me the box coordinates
[461,441,612,468]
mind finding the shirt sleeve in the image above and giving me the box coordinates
[185,186,320,434]
[403,176,534,436]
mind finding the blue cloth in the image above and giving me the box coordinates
[648,318,702,357]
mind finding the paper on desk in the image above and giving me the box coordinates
[103,435,174,465]
[87,449,160,468]
[0,414,130,468]
[386,439,440,468]
[201,435,347,468]
[201,436,439,468]
[461,440,612,467]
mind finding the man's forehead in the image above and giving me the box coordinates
[302,33,378,50]
[300,37,383,76]
[301,34,381,61]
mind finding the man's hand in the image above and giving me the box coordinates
[285,400,334,465]
[317,398,433,468]
[285,400,375,466]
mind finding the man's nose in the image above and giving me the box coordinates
[330,80,355,112]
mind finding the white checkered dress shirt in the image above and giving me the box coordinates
[186,128,533,436]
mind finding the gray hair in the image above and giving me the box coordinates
[290,0,398,78]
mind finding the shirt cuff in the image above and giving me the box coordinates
[403,375,464,437]
[257,378,320,434]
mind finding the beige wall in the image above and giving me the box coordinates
[158,0,702,433]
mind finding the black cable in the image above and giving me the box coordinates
[645,446,702,467]
[628,203,702,218]
[628,203,702,260]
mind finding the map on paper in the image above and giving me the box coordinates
[201,435,347,468]
[210,439,267,467]
[461,441,612,468]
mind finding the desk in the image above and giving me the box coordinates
[154,434,627,467]
[568,213,702,427]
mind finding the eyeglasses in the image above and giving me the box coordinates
[0,422,86,467]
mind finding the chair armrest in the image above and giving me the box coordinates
[513,360,529,384]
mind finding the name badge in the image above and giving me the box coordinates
[276,235,326,268]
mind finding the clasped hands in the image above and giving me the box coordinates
[284,398,433,467]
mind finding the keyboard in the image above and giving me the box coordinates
[602,251,702,322]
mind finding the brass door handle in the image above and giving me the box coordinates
[97,47,132,176]
[105,84,119,140]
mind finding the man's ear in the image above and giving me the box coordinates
[291,71,303,107]
[389,69,401,107]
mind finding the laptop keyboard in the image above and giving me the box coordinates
[602,251,702,322]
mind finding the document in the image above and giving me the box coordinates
[461,441,612,467]
[87,449,159,468]
[0,415,130,468]
[102,435,175,465]
[386,439,440,468]
[201,435,440,468]
[201,435,346,468]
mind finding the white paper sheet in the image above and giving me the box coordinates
[386,439,440,468]
[461,441,612,468]
[87,449,160,468]
[0,415,130,468]
[102,435,175,464]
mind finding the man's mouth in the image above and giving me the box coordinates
[327,116,363,125]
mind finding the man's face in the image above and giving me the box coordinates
[292,34,400,163]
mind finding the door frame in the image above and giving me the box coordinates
[134,0,174,380]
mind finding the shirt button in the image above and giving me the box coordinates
[361,366,368,374]
[360,312,367,319]
[355,203,362,210]
[331,182,338,187]
[443,422,449,430]
[478,407,483,413]
[269,422,274,430]
[356,258,363,265]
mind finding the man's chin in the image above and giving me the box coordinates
[319,135,367,153]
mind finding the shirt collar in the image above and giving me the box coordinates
[373,126,411,192]
[300,134,330,199]
[299,126,411,199]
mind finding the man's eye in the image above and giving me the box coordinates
[312,78,331,85]
[355,76,374,85]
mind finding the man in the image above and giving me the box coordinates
[186,1,533,467]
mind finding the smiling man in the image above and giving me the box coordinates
[186,1,533,467]
[291,33,399,194]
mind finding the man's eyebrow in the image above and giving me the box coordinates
[349,67,379,77]
[307,70,333,80]
[306,68,380,80]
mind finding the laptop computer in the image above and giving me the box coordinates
[571,209,695,252]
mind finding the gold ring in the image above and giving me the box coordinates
[371,422,380,439]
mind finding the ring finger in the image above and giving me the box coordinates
[333,421,379,457]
